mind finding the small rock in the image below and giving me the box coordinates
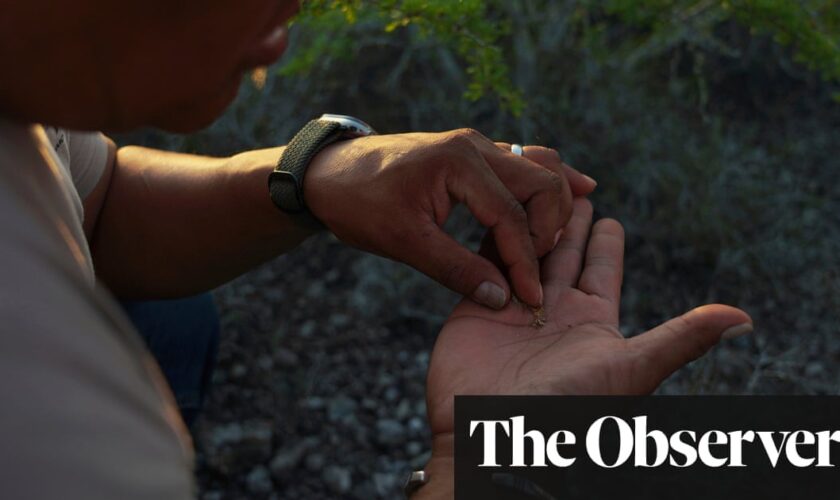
[305,453,326,472]
[414,351,430,366]
[373,472,398,496]
[406,441,423,456]
[210,421,274,464]
[210,422,243,448]
[806,362,824,377]
[275,348,299,369]
[303,397,325,410]
[306,281,325,298]
[328,396,358,423]
[246,466,273,495]
[256,355,274,371]
[299,320,317,338]
[330,313,351,328]
[323,465,352,494]
[230,363,248,379]
[395,399,412,421]
[407,417,425,436]
[376,419,405,446]
[383,387,400,402]
[351,480,377,500]
[269,437,319,477]
[410,450,432,469]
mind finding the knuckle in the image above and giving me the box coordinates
[545,171,568,195]
[505,199,528,224]
[438,129,481,160]
[439,260,468,288]
[451,127,482,140]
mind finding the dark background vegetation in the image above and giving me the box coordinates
[119,2,840,498]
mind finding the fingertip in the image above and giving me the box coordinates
[592,218,625,238]
[563,164,597,196]
[473,281,509,310]
[689,304,753,328]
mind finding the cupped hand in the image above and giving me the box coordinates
[304,129,597,309]
[425,198,753,441]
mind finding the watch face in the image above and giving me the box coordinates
[319,114,377,137]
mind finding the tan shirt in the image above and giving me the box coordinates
[0,119,194,499]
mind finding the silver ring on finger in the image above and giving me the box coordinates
[511,143,524,156]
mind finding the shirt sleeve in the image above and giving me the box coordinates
[66,130,109,199]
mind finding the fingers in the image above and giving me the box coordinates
[517,145,597,197]
[444,146,542,307]
[480,143,572,257]
[630,305,753,390]
[408,223,512,310]
[578,218,625,306]
[541,198,593,287]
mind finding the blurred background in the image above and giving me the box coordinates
[118,1,840,498]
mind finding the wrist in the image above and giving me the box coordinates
[412,433,454,499]
[228,146,323,241]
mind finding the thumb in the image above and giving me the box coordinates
[630,304,753,391]
[407,224,511,310]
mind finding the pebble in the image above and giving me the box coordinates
[256,355,274,371]
[303,396,325,410]
[407,417,426,436]
[305,453,326,472]
[322,465,352,494]
[230,363,248,379]
[383,387,400,402]
[246,466,273,495]
[376,419,405,446]
[406,441,423,456]
[328,396,358,423]
[210,421,274,464]
[299,319,317,338]
[330,313,351,328]
[275,348,299,368]
[269,437,319,477]
[306,281,325,298]
[395,399,412,421]
[372,472,398,496]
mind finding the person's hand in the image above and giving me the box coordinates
[304,129,597,309]
[417,199,753,497]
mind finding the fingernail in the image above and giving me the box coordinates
[473,282,507,310]
[721,323,753,340]
[583,174,598,187]
[553,229,563,247]
[537,284,544,306]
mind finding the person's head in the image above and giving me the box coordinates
[0,0,300,132]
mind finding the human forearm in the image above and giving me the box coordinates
[90,145,317,299]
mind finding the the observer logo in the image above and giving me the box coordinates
[469,415,840,469]
[454,397,840,499]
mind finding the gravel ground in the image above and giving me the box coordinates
[196,232,456,499]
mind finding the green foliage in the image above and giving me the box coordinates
[286,0,523,114]
[604,0,840,80]
[283,0,840,109]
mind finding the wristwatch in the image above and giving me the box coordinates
[268,114,377,218]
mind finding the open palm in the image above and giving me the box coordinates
[425,198,753,438]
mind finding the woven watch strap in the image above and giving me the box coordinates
[269,119,345,214]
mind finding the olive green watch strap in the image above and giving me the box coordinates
[268,119,344,215]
